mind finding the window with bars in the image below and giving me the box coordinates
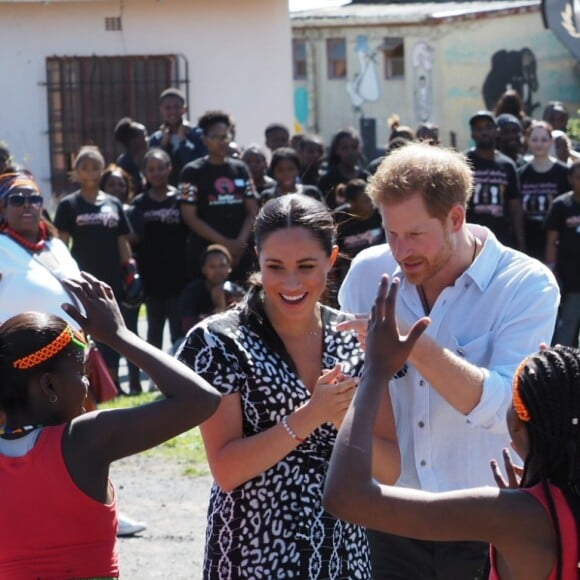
[327,38,347,79]
[383,38,405,79]
[293,39,307,80]
[45,54,189,195]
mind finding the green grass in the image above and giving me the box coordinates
[100,393,210,477]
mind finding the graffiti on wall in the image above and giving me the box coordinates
[542,0,580,59]
[412,42,434,123]
[482,48,540,115]
[294,86,310,134]
[345,35,380,111]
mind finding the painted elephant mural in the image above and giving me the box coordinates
[482,48,540,115]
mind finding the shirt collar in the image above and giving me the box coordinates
[465,224,502,292]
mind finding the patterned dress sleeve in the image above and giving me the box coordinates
[176,319,247,396]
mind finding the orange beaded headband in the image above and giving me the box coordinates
[512,358,531,422]
[12,326,87,370]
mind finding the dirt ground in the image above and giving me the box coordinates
[112,318,213,579]
[111,453,212,579]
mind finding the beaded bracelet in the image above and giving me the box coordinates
[282,415,306,444]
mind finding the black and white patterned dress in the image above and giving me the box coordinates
[177,291,371,579]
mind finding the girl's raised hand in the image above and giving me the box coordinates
[61,271,126,343]
[490,448,523,489]
[365,275,430,378]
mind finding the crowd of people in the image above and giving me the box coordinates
[0,86,579,579]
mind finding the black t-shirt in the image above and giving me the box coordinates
[545,191,580,292]
[465,149,520,247]
[518,161,570,258]
[334,204,385,259]
[130,188,189,298]
[53,191,130,296]
[179,157,256,239]
[317,166,370,209]
[179,157,257,283]
[179,278,245,334]
[116,152,146,194]
[366,156,385,176]
[332,204,385,290]
[300,167,323,187]
[180,278,214,333]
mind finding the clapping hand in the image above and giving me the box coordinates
[490,448,524,489]
[309,364,359,429]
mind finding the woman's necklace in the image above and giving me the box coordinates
[1,222,47,253]
[0,424,43,438]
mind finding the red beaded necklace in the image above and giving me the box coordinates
[0,221,47,252]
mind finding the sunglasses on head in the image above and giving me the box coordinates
[6,192,43,207]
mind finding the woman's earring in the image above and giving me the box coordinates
[49,393,58,404]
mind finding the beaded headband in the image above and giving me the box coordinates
[12,326,87,370]
[512,358,531,422]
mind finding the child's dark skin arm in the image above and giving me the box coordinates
[60,272,221,502]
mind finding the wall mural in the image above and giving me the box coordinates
[294,86,310,134]
[542,0,580,60]
[412,41,434,123]
[482,48,540,115]
[345,35,380,111]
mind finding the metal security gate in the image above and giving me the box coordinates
[45,54,189,196]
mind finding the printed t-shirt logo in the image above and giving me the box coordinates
[75,204,119,228]
[215,177,235,195]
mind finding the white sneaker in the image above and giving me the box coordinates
[117,512,147,537]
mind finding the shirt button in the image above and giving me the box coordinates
[419,380,425,386]
[420,460,427,467]
[418,421,425,428]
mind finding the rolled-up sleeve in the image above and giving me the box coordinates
[467,269,559,431]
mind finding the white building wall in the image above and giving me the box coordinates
[0,0,293,193]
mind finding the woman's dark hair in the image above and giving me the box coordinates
[493,89,526,122]
[268,147,301,175]
[516,345,580,580]
[0,313,83,413]
[254,193,336,257]
[328,128,361,167]
[99,164,135,204]
[335,178,368,204]
[143,148,171,169]
[198,110,235,135]
[0,142,19,173]
[113,117,146,148]
[200,244,232,267]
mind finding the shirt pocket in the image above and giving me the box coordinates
[450,331,493,367]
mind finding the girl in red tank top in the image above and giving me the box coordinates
[0,272,220,578]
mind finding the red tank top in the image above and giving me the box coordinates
[489,483,578,579]
[0,424,119,579]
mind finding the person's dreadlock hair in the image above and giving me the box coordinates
[516,345,580,580]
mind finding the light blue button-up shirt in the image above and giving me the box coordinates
[339,225,560,491]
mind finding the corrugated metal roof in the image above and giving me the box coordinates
[291,0,540,26]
